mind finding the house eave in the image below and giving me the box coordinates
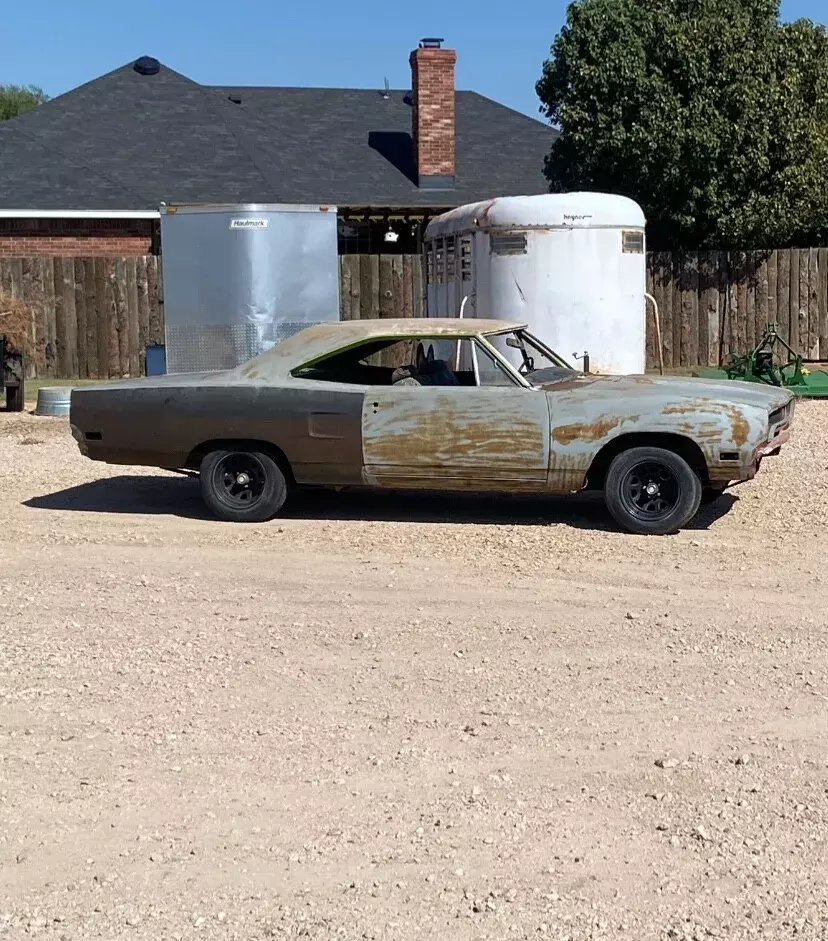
[0,209,161,219]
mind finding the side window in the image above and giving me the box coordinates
[360,340,417,369]
[293,339,417,385]
[424,338,457,365]
[473,341,519,387]
[292,336,520,388]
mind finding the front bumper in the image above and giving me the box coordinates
[744,424,791,480]
[757,426,791,458]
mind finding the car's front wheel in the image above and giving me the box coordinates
[200,449,288,522]
[604,446,702,535]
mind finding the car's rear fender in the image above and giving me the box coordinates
[185,438,295,483]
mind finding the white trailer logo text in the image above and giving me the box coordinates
[229,218,269,230]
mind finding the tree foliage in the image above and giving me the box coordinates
[536,0,828,249]
[0,84,49,121]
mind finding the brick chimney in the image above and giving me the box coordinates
[409,38,456,190]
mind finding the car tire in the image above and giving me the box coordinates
[604,446,702,536]
[200,449,288,523]
[5,383,24,412]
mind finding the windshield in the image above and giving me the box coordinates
[485,330,581,384]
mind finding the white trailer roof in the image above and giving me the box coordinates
[425,192,645,239]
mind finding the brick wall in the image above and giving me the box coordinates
[0,218,157,257]
[409,45,457,186]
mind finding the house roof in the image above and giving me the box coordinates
[0,60,557,213]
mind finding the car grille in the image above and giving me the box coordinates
[769,401,793,429]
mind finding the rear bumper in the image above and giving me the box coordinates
[69,423,89,456]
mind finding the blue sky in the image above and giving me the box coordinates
[1,0,824,121]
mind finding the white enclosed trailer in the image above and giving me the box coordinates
[423,193,647,375]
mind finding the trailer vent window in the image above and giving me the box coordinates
[622,230,644,254]
[425,241,435,282]
[445,237,456,280]
[490,234,527,256]
[435,239,446,284]
[460,236,473,281]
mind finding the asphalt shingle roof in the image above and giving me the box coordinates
[0,60,557,211]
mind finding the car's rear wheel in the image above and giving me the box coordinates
[200,449,288,522]
[604,446,702,535]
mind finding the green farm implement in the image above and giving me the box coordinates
[695,323,828,398]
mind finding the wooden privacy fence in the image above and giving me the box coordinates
[338,254,423,321]
[647,249,828,370]
[3,250,828,379]
[0,256,163,379]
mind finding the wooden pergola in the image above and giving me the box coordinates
[337,206,453,255]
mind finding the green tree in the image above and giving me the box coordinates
[0,84,49,121]
[536,0,828,249]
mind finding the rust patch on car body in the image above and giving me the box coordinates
[551,417,621,446]
[675,419,720,441]
[727,407,750,447]
[537,377,600,392]
[661,400,750,447]
[362,388,550,483]
[661,402,703,416]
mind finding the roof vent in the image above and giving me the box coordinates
[419,37,444,49]
[228,93,242,104]
[403,90,413,105]
[133,56,161,76]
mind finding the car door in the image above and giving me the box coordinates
[361,340,550,489]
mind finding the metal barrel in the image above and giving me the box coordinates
[35,386,73,417]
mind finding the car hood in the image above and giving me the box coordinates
[538,373,794,412]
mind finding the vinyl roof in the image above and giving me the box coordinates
[231,318,528,379]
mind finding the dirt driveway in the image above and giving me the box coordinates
[1,404,827,941]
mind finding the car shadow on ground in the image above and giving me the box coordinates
[24,475,739,532]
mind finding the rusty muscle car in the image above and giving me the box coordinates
[69,319,795,535]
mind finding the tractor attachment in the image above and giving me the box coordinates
[695,323,828,398]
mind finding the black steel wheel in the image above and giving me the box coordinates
[5,382,24,412]
[200,449,288,523]
[604,446,702,535]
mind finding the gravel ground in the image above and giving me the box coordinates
[1,403,827,941]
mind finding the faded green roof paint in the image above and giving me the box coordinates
[232,318,529,380]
